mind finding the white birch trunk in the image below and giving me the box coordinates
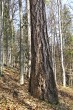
[26,0,31,78]
[57,0,66,87]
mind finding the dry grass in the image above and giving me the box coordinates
[0,67,73,110]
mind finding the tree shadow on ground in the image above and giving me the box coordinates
[52,102,71,110]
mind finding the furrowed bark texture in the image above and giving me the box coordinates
[29,0,58,104]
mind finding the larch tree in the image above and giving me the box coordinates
[29,0,58,104]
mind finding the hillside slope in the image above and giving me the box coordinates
[0,67,73,110]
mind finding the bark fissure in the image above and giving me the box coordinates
[29,0,58,104]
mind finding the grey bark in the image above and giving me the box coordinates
[19,0,24,85]
[10,0,14,67]
[4,0,9,66]
[26,0,31,78]
[57,0,66,87]
[0,0,4,75]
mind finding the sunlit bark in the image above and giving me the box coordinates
[29,0,58,104]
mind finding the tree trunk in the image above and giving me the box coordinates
[26,0,31,78]
[0,0,4,75]
[29,0,58,104]
[4,0,10,66]
[10,0,14,67]
[57,0,66,87]
[19,0,24,85]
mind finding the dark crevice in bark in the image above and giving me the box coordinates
[29,0,58,104]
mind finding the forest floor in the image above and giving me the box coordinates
[0,67,73,110]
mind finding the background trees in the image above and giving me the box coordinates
[1,0,73,88]
[46,0,73,87]
[0,0,73,106]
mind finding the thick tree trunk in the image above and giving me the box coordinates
[29,0,58,104]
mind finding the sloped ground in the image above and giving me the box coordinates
[0,67,73,110]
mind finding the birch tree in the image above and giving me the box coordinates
[57,0,66,87]
[29,0,58,104]
[26,0,31,78]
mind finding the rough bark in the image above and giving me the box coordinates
[29,0,58,104]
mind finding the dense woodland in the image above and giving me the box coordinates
[0,0,73,110]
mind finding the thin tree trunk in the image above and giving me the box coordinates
[53,16,57,83]
[0,0,4,75]
[4,0,9,66]
[19,0,24,85]
[48,0,57,83]
[26,0,31,78]
[10,0,14,67]
[57,0,66,87]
